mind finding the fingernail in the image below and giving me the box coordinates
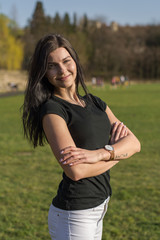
[121,122,123,125]
[59,158,63,162]
[62,161,66,164]
[60,150,64,154]
[69,163,73,166]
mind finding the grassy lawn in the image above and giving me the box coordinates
[0,83,160,240]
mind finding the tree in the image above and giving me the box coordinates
[30,1,46,37]
[23,1,50,68]
[63,13,70,26]
[81,14,88,32]
[73,13,77,32]
[63,13,72,33]
[0,14,24,70]
[54,12,61,27]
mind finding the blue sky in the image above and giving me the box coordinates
[0,0,160,27]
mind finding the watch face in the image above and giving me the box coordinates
[105,145,113,151]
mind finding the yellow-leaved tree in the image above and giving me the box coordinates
[0,14,24,70]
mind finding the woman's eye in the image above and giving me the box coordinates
[48,64,56,69]
[64,59,70,64]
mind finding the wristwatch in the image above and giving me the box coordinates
[104,145,115,160]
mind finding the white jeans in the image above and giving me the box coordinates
[48,197,110,240]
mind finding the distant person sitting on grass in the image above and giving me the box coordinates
[8,82,18,91]
[22,33,141,240]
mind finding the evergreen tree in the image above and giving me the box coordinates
[63,13,72,33]
[53,12,62,33]
[30,1,46,37]
[82,14,88,32]
[73,13,77,32]
[23,1,49,68]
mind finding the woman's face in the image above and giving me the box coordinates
[46,47,77,91]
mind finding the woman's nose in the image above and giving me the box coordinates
[58,64,66,74]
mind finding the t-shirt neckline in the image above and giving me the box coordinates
[52,95,88,109]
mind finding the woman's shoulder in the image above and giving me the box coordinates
[40,97,68,122]
[86,93,107,111]
[41,97,63,112]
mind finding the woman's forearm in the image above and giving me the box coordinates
[43,114,140,181]
[112,133,141,160]
[63,133,140,181]
[63,157,119,181]
[105,106,141,161]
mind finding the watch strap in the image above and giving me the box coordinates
[109,150,114,160]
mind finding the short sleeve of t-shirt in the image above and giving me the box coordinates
[89,94,107,111]
[40,99,68,123]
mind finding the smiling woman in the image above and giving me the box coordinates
[22,33,140,240]
[46,48,77,94]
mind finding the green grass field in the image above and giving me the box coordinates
[0,83,160,240]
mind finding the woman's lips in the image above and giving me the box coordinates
[57,74,71,81]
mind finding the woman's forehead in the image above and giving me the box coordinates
[47,47,71,62]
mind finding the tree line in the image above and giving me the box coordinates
[1,1,160,81]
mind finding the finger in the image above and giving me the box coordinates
[111,122,118,134]
[60,146,78,155]
[114,122,124,141]
[110,122,118,142]
[120,125,128,137]
[124,127,128,136]
[60,152,85,164]
[59,153,78,163]
[125,127,129,136]
[119,125,127,138]
[63,150,80,159]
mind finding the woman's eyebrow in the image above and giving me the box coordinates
[62,56,71,61]
[48,56,71,64]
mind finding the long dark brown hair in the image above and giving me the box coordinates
[22,33,89,147]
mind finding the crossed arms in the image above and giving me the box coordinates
[42,106,141,181]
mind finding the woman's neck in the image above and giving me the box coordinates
[53,87,85,107]
[54,85,76,99]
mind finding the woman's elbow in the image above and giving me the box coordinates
[131,133,141,154]
[64,167,83,181]
[68,172,81,181]
[135,139,141,153]
[71,175,82,181]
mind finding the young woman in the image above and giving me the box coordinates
[22,34,141,240]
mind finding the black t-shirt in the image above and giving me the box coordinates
[40,94,112,210]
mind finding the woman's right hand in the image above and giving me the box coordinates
[59,122,128,166]
[59,146,110,166]
[110,122,128,145]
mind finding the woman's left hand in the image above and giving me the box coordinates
[59,146,109,166]
[110,121,128,145]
